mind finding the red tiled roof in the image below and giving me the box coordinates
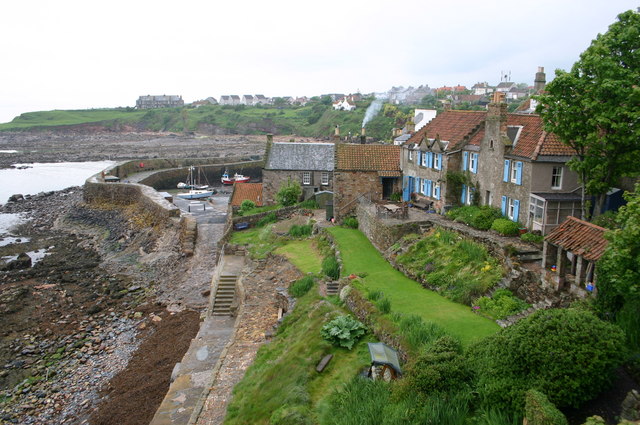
[336,144,400,171]
[406,110,485,150]
[545,216,608,261]
[230,183,263,207]
[508,114,576,159]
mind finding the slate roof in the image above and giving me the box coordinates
[545,216,608,261]
[265,142,335,171]
[336,144,400,171]
[231,183,263,207]
[406,110,485,150]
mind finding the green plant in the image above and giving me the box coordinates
[520,232,544,243]
[395,314,446,352]
[240,199,256,213]
[298,199,319,209]
[469,308,628,413]
[288,224,313,238]
[289,276,315,298]
[472,206,503,230]
[524,389,568,425]
[474,289,530,320]
[367,290,383,301]
[376,297,391,314]
[491,218,520,236]
[256,212,278,227]
[390,192,402,202]
[277,179,302,206]
[342,217,358,229]
[320,315,367,349]
[322,256,340,280]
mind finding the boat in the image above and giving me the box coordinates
[176,166,215,199]
[221,171,250,185]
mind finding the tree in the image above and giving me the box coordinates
[469,308,627,413]
[536,10,640,218]
[596,184,640,349]
[276,179,301,206]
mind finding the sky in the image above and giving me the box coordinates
[0,0,638,123]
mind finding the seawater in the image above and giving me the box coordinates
[0,161,115,207]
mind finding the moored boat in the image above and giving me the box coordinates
[221,171,250,185]
[177,166,215,199]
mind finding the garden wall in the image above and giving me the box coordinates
[355,203,423,251]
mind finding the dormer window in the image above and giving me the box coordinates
[507,126,523,146]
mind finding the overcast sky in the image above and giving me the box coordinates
[0,0,637,123]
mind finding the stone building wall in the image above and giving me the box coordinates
[262,170,333,205]
[334,171,382,219]
[356,203,422,251]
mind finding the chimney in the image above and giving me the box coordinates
[534,66,546,92]
[360,127,366,144]
[265,134,274,163]
[405,120,415,134]
[333,124,340,141]
[487,92,508,147]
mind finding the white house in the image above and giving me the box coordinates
[332,98,356,111]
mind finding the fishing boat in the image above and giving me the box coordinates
[221,171,250,185]
[177,167,215,199]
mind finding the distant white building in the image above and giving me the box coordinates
[413,109,437,131]
[332,98,356,111]
[136,95,184,109]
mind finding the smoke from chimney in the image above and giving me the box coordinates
[362,95,386,128]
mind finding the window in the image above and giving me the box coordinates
[434,153,442,170]
[421,152,427,167]
[433,182,441,200]
[502,196,520,222]
[508,160,523,185]
[551,166,563,189]
[470,153,478,174]
[510,162,518,183]
[408,149,413,161]
[508,198,515,219]
[321,172,329,185]
[529,196,544,222]
[302,172,311,185]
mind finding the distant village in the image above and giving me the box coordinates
[135,68,543,111]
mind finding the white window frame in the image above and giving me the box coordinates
[466,187,474,205]
[510,161,518,183]
[321,172,329,186]
[408,149,413,161]
[529,196,544,223]
[508,198,516,220]
[302,172,311,185]
[434,153,441,170]
[421,152,427,167]
[433,182,440,200]
[551,166,563,189]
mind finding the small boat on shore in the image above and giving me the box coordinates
[177,166,215,199]
[221,171,250,185]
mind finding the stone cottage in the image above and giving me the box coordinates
[334,144,402,219]
[262,137,335,204]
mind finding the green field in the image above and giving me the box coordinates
[327,227,499,345]
[275,240,323,274]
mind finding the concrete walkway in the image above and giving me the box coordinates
[149,255,245,425]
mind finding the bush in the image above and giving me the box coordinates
[288,224,313,238]
[524,390,568,425]
[469,308,628,413]
[367,290,383,301]
[491,218,520,236]
[475,289,530,320]
[277,180,302,206]
[472,206,503,230]
[404,336,470,395]
[322,256,340,280]
[394,314,446,352]
[376,297,391,314]
[342,217,358,229]
[521,232,544,243]
[240,199,256,213]
[289,276,315,298]
[256,212,277,227]
[320,315,366,350]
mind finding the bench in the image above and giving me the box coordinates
[234,222,249,230]
[411,198,432,210]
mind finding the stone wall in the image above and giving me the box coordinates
[262,170,332,205]
[231,205,303,227]
[334,171,382,219]
[356,202,422,251]
[138,161,263,191]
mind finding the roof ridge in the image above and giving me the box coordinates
[566,216,607,232]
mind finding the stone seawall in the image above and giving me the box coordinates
[139,161,264,191]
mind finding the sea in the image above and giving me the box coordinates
[0,160,114,235]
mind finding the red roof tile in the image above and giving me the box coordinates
[336,144,400,171]
[230,183,263,207]
[406,110,485,150]
[545,216,608,261]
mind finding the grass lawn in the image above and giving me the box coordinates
[229,225,284,259]
[275,240,323,274]
[327,227,499,346]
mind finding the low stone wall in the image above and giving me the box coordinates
[231,205,302,227]
[356,203,423,251]
[139,161,264,191]
[108,157,259,181]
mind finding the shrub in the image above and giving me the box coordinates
[298,199,319,209]
[367,290,383,301]
[491,218,520,236]
[322,256,340,280]
[289,276,315,298]
[395,314,446,352]
[390,192,402,202]
[288,224,313,238]
[320,315,366,350]
[342,217,358,229]
[469,308,628,413]
[404,336,470,395]
[256,212,277,227]
[524,389,568,425]
[521,232,544,243]
[475,289,530,320]
[240,199,256,213]
[277,180,302,206]
[472,206,503,230]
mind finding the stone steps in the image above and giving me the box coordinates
[212,274,237,316]
[326,281,340,296]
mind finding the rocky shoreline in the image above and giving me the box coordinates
[0,187,203,424]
